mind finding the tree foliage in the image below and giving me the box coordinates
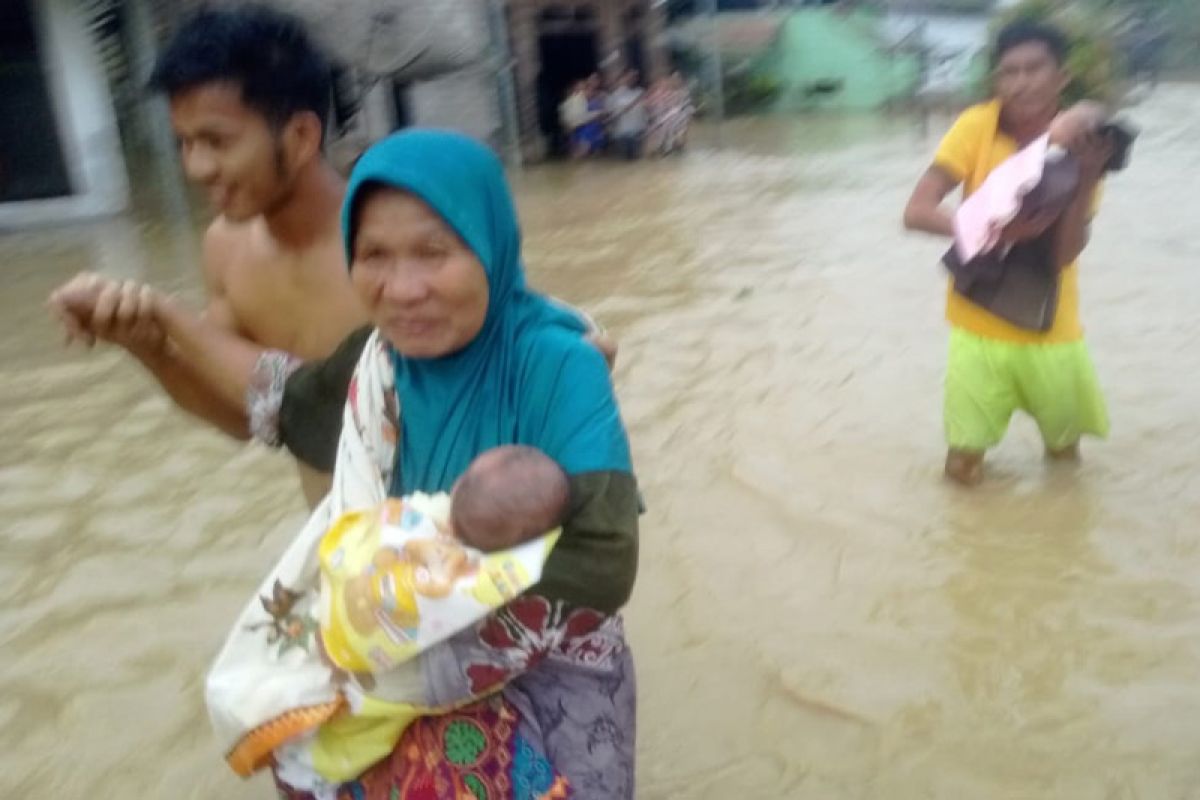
[988,0,1122,103]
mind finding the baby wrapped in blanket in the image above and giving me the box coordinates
[210,445,570,795]
[944,101,1136,331]
[320,445,569,677]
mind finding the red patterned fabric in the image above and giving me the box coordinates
[274,696,568,800]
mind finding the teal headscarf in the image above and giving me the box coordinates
[342,130,633,495]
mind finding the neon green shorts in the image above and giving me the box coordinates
[944,328,1110,452]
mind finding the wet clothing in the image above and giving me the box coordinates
[945,329,1109,452]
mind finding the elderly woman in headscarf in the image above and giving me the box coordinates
[202,129,639,799]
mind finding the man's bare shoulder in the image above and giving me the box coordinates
[200,216,267,281]
[198,216,273,332]
[196,214,361,353]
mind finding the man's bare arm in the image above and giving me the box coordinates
[116,265,255,439]
[1050,184,1094,270]
[48,273,253,439]
[151,292,266,413]
[1052,131,1113,269]
[903,166,959,238]
[121,225,261,437]
[49,222,261,439]
[129,338,252,439]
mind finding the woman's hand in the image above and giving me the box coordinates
[587,331,618,372]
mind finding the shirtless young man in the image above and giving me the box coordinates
[48,6,357,504]
[49,5,615,506]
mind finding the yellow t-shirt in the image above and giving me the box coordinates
[934,100,1097,344]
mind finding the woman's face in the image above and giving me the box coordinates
[351,188,490,359]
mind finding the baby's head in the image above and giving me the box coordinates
[449,446,570,552]
[1048,101,1109,148]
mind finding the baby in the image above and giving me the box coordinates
[993,102,1108,237]
[322,445,570,673]
[959,102,1127,256]
[262,447,572,792]
[450,444,572,552]
[944,101,1135,331]
[215,446,573,791]
[1007,101,1134,236]
[1048,100,1109,149]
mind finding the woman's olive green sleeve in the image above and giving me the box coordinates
[535,470,640,614]
[278,325,373,473]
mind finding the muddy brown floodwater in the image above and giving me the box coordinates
[4,86,1200,799]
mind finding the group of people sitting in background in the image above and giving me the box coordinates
[559,69,695,161]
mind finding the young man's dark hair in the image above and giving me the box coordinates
[993,20,1070,67]
[148,4,332,140]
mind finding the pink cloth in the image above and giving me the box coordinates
[952,133,1052,263]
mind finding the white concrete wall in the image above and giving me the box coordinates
[327,79,400,173]
[884,11,990,94]
[0,0,130,229]
[407,68,503,150]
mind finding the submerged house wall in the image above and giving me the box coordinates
[763,8,922,111]
[0,0,669,229]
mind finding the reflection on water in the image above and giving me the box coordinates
[4,87,1200,799]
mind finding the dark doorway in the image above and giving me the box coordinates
[536,23,599,159]
[390,80,413,130]
[0,0,72,201]
[623,9,647,81]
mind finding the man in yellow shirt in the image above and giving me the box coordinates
[904,20,1115,486]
